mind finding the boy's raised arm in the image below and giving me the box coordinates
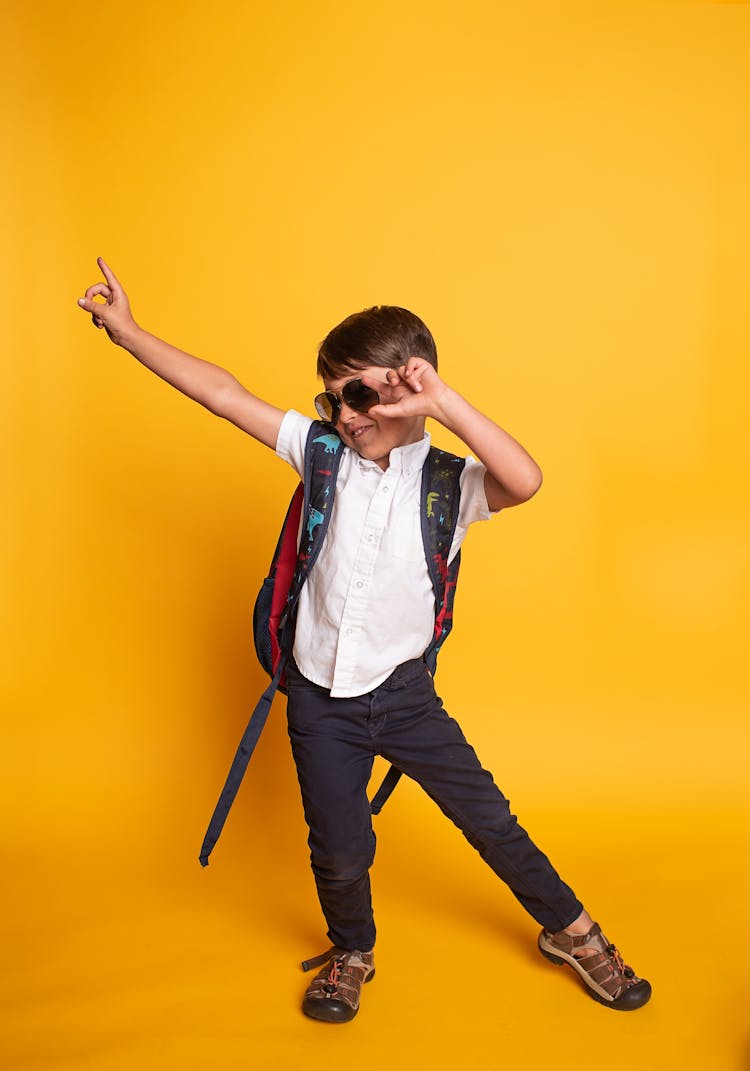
[77,258,285,450]
[364,359,544,512]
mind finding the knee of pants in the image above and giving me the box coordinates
[454,801,522,853]
[310,837,376,885]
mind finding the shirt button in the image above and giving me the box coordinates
[346,628,353,635]
[356,580,364,588]
[382,485,389,494]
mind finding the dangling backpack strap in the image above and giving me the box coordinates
[199,655,288,866]
[369,446,465,815]
[370,764,403,815]
[199,422,342,866]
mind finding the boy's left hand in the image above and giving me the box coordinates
[362,359,450,421]
[364,356,543,510]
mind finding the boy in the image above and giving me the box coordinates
[77,257,651,1023]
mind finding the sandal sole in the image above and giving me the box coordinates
[302,968,376,1023]
[538,937,651,1011]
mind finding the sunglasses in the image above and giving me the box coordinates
[314,379,381,426]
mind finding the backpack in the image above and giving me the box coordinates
[199,420,465,867]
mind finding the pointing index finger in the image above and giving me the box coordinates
[97,256,122,294]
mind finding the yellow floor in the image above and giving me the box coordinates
[4,787,747,1071]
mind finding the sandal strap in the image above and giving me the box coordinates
[302,947,341,972]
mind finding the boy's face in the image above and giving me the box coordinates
[322,366,425,471]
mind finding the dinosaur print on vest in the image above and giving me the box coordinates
[307,506,325,541]
[312,434,341,454]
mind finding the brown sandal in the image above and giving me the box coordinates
[301,947,375,1023]
[538,922,651,1010]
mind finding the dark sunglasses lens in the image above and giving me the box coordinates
[342,380,380,412]
[314,391,339,423]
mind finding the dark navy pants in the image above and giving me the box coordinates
[285,656,583,952]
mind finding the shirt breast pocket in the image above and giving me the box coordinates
[385,506,423,562]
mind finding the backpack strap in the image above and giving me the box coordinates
[421,447,466,673]
[199,422,342,867]
[370,763,404,815]
[279,424,343,659]
[369,446,465,814]
[253,483,304,678]
[199,655,288,866]
[253,423,343,686]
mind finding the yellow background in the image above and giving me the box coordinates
[2,1,749,1068]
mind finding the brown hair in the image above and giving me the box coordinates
[317,305,438,380]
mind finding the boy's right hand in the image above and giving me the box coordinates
[76,256,285,448]
[77,257,138,347]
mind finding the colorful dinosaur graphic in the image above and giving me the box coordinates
[307,506,325,541]
[432,551,449,585]
[426,491,440,518]
[312,434,341,455]
[433,579,457,640]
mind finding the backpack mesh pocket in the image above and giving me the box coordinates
[252,576,274,676]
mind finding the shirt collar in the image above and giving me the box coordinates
[356,430,431,476]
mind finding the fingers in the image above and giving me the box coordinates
[76,258,132,337]
[360,371,384,387]
[362,361,431,403]
[373,366,422,393]
[77,293,111,331]
[77,258,116,321]
[398,360,427,392]
[84,283,112,302]
[77,296,100,312]
[371,371,411,406]
[77,294,110,313]
[368,402,406,419]
[97,256,123,295]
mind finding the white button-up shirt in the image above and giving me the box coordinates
[276,410,500,697]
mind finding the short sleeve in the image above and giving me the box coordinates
[458,456,501,527]
[448,457,501,564]
[275,409,314,479]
